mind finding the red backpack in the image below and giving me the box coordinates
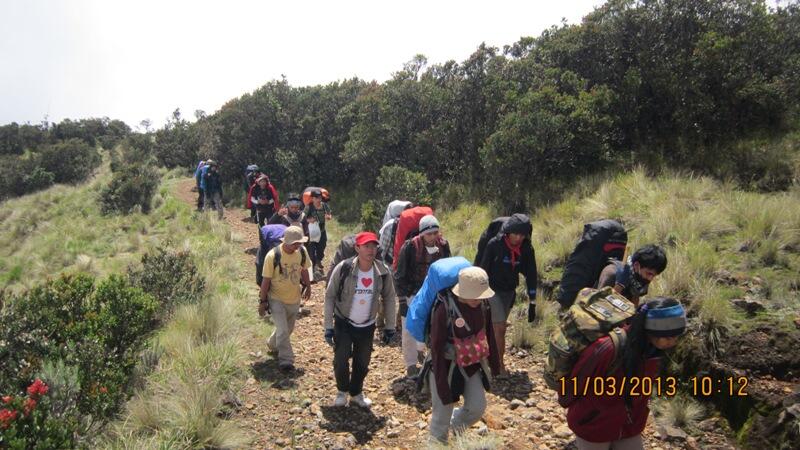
[392,206,433,270]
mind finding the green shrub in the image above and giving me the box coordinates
[359,199,382,232]
[37,138,102,184]
[374,165,432,207]
[100,163,159,214]
[128,247,205,318]
[0,378,77,449]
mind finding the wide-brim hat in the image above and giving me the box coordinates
[282,226,308,245]
[451,267,494,300]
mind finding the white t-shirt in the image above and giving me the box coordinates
[348,267,375,327]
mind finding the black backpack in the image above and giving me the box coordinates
[556,220,627,309]
[473,217,509,266]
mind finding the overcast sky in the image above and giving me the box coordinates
[1,0,606,128]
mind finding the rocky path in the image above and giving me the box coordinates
[175,179,736,449]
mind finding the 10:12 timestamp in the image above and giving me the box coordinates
[691,376,749,397]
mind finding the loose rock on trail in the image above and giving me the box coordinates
[175,178,736,449]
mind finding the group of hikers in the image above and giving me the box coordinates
[192,160,685,449]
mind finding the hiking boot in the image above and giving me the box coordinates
[350,393,372,408]
[333,391,348,407]
[406,365,419,378]
[278,363,295,373]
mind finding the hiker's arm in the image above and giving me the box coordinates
[429,304,453,403]
[394,242,412,297]
[523,244,538,298]
[301,249,311,300]
[563,339,615,406]
[478,240,496,273]
[597,264,617,290]
[382,268,398,331]
[323,263,341,329]
[267,213,282,225]
[259,278,271,303]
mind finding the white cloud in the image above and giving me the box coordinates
[1,0,606,127]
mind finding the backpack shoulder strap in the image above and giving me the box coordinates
[412,235,424,263]
[273,245,283,274]
[336,257,354,301]
[300,245,307,267]
[445,293,471,333]
[606,327,627,376]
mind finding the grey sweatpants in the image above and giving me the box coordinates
[204,191,224,219]
[575,435,644,450]
[267,299,299,365]
[428,371,487,444]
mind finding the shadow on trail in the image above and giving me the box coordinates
[244,247,258,256]
[320,405,387,445]
[491,370,533,401]
[251,359,304,390]
[390,376,431,413]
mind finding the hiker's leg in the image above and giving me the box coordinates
[348,324,375,396]
[575,437,612,450]
[203,192,212,212]
[610,434,643,450]
[268,298,294,364]
[197,188,204,210]
[428,371,454,444]
[318,229,327,265]
[283,302,300,363]
[489,290,514,372]
[214,193,224,219]
[399,297,417,368]
[333,319,354,393]
[451,373,487,434]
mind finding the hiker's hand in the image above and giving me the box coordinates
[301,283,311,300]
[324,329,335,347]
[278,207,288,216]
[381,329,395,345]
[258,300,270,317]
[325,213,332,221]
[527,300,537,323]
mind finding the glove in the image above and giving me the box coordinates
[526,289,537,323]
[324,329,335,347]
[381,329,396,345]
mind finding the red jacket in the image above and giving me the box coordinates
[564,331,663,443]
[247,183,280,210]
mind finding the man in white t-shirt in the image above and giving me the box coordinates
[323,231,397,408]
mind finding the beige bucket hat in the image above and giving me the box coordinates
[451,266,495,300]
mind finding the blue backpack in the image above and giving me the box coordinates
[405,256,472,342]
[255,224,287,286]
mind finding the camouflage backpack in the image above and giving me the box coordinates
[543,286,635,391]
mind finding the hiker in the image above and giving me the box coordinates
[269,195,309,236]
[395,215,451,377]
[304,189,333,277]
[203,160,224,219]
[557,219,628,309]
[597,244,667,306]
[248,175,280,227]
[258,226,312,372]
[324,232,397,408]
[477,213,537,375]
[426,266,500,444]
[562,297,687,450]
[378,200,412,265]
[194,160,206,211]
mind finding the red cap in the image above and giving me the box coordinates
[355,232,379,246]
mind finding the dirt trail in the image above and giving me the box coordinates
[174,179,735,449]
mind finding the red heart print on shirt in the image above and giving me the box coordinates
[361,278,373,288]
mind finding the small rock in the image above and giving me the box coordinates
[698,417,720,432]
[732,298,765,315]
[275,438,287,446]
[656,424,688,442]
[417,421,427,430]
[386,430,400,438]
[554,424,572,438]
[510,399,525,410]
[290,407,303,414]
[525,398,537,407]
[246,377,257,385]
[301,398,312,407]
[476,423,488,436]
[245,403,255,410]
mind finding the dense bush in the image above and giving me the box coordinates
[0,248,205,447]
[100,163,159,214]
[128,247,206,319]
[37,138,102,184]
[360,165,433,230]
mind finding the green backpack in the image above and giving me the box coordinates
[543,286,636,391]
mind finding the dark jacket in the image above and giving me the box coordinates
[565,331,663,442]
[478,214,537,294]
[596,262,650,306]
[204,169,223,194]
[268,212,309,237]
[395,235,451,297]
[430,297,500,404]
[304,203,332,230]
